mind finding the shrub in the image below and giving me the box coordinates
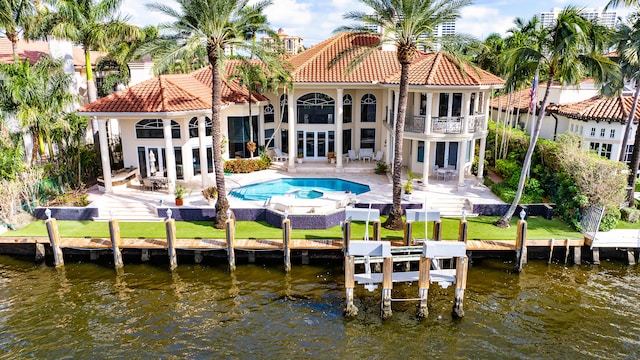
[620,207,640,223]
[223,156,271,173]
[599,206,621,232]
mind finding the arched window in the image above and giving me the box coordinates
[297,92,335,124]
[360,93,376,122]
[264,104,275,123]
[343,94,352,123]
[280,94,288,123]
[188,117,212,138]
[135,119,180,139]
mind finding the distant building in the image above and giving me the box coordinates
[540,7,619,28]
[261,28,304,54]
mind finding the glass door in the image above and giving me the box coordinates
[303,131,331,159]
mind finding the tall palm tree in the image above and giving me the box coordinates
[44,0,139,148]
[0,0,40,57]
[146,0,276,229]
[229,60,268,157]
[336,0,471,230]
[495,7,618,227]
[0,57,75,165]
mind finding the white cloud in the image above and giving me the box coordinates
[458,5,515,40]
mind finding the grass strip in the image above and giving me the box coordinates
[4,216,582,240]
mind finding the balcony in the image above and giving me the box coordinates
[402,114,485,135]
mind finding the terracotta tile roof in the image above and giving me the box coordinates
[80,65,268,114]
[288,32,505,86]
[0,38,104,66]
[491,88,535,112]
[554,96,640,124]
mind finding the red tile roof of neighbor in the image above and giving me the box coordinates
[491,88,534,112]
[554,96,640,124]
[0,38,104,66]
[80,33,504,114]
[79,63,268,113]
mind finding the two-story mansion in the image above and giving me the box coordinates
[79,33,504,193]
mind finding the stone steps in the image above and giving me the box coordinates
[92,195,164,222]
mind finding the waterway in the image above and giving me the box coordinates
[1,256,639,359]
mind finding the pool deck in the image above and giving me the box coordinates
[83,160,505,221]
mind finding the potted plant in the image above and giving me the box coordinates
[202,186,218,205]
[375,161,388,175]
[402,180,413,201]
[246,141,257,158]
[327,152,336,164]
[297,153,303,164]
[174,184,188,206]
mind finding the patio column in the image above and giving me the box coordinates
[163,118,177,193]
[462,93,471,133]
[457,140,467,187]
[483,91,491,129]
[287,89,296,170]
[198,115,209,187]
[474,91,480,113]
[425,93,432,135]
[98,118,112,193]
[422,140,431,186]
[477,137,487,182]
[336,88,343,170]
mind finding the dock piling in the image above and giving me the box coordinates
[194,250,203,264]
[548,239,555,264]
[433,220,442,241]
[344,255,357,317]
[564,239,570,264]
[381,257,393,320]
[592,247,600,265]
[452,256,469,318]
[573,245,581,265]
[45,218,64,267]
[283,218,291,272]
[342,220,351,254]
[109,219,124,269]
[226,215,236,272]
[165,218,177,271]
[416,256,431,318]
[628,249,636,266]
[141,249,150,262]
[515,218,527,272]
[35,242,45,262]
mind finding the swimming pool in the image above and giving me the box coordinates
[229,178,370,201]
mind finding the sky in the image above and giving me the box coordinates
[121,0,631,47]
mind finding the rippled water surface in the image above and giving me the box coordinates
[1,256,639,359]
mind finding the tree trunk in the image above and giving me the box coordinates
[209,51,230,229]
[495,77,552,228]
[619,84,638,162]
[383,62,410,230]
[626,83,640,205]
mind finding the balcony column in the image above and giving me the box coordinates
[98,118,112,193]
[474,91,480,113]
[477,137,487,183]
[198,115,209,187]
[483,91,491,130]
[462,92,471,133]
[336,88,344,170]
[287,89,296,170]
[425,93,432,135]
[422,141,431,186]
[457,140,466,187]
[163,118,177,193]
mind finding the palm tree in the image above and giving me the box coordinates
[0,57,75,165]
[229,60,268,157]
[0,0,40,57]
[146,0,276,229]
[495,7,618,227]
[336,0,471,230]
[43,0,140,148]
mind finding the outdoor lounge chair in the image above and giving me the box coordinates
[273,148,289,162]
[359,148,374,162]
[142,178,155,191]
[373,151,383,162]
[347,149,359,162]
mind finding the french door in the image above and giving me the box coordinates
[300,131,334,159]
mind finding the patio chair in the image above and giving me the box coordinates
[347,149,359,162]
[142,178,155,192]
[273,148,289,162]
[373,151,383,162]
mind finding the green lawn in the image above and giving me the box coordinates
[3,216,582,240]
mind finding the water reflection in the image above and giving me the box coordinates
[0,257,639,358]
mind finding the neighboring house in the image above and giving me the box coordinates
[78,32,504,193]
[553,96,640,164]
[491,84,640,165]
[490,79,599,140]
[261,28,304,54]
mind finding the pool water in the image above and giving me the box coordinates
[229,178,370,201]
